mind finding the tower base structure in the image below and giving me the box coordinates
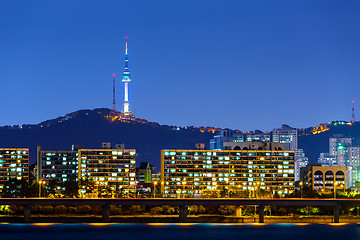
[120,112,135,120]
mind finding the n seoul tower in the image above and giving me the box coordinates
[121,36,134,119]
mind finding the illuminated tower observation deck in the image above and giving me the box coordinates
[121,36,134,119]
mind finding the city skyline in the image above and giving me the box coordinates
[1,1,359,131]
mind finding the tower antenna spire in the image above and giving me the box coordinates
[352,100,356,123]
[112,74,116,113]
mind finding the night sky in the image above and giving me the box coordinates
[1,0,359,131]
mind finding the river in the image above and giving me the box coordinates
[0,223,358,240]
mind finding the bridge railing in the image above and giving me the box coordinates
[0,198,356,223]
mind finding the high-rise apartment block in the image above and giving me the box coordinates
[272,124,298,151]
[210,130,244,150]
[245,131,271,142]
[38,149,78,183]
[320,135,360,187]
[211,125,298,152]
[78,148,136,194]
[209,129,272,150]
[0,148,29,190]
[161,142,295,198]
[294,149,308,181]
[37,144,137,196]
[329,136,352,166]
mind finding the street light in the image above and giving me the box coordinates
[334,182,338,199]
[161,181,164,198]
[96,181,100,198]
[299,181,303,199]
[226,180,229,198]
[153,181,157,198]
[38,180,43,198]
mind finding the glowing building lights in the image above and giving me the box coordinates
[121,36,133,117]
[161,149,295,198]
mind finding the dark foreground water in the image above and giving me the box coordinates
[0,223,358,240]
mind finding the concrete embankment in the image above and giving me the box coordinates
[0,215,360,223]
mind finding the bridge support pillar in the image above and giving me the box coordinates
[334,204,340,223]
[179,205,188,223]
[24,205,31,223]
[259,204,265,223]
[102,205,110,223]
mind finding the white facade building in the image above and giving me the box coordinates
[272,124,298,151]
[295,149,308,181]
[318,153,337,166]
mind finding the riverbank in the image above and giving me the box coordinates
[1,214,360,223]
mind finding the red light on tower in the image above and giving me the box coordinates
[113,74,116,77]
[352,100,355,104]
[125,36,128,39]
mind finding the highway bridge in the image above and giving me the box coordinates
[0,198,359,223]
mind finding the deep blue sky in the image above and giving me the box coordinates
[1,0,359,131]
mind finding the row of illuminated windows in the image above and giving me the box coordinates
[164,177,294,182]
[164,173,294,178]
[44,157,77,161]
[164,157,294,161]
[80,175,136,182]
[80,164,135,169]
[165,158,294,163]
[80,160,135,163]
[42,170,77,174]
[0,151,28,155]
[165,175,294,180]
[0,164,27,167]
[167,163,293,168]
[0,155,26,159]
[164,160,294,164]
[164,162,294,166]
[43,166,77,170]
[79,151,136,155]
[0,168,28,171]
[43,153,78,156]
[44,161,77,165]
[166,167,294,172]
[164,167,294,171]
[166,176,294,182]
[165,172,295,177]
[164,152,293,157]
[164,182,295,186]
[164,171,294,176]
[43,176,77,182]
[0,160,28,164]
[0,173,26,176]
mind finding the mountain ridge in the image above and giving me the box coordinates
[0,108,359,169]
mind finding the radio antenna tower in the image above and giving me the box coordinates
[112,74,116,113]
[352,100,355,123]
